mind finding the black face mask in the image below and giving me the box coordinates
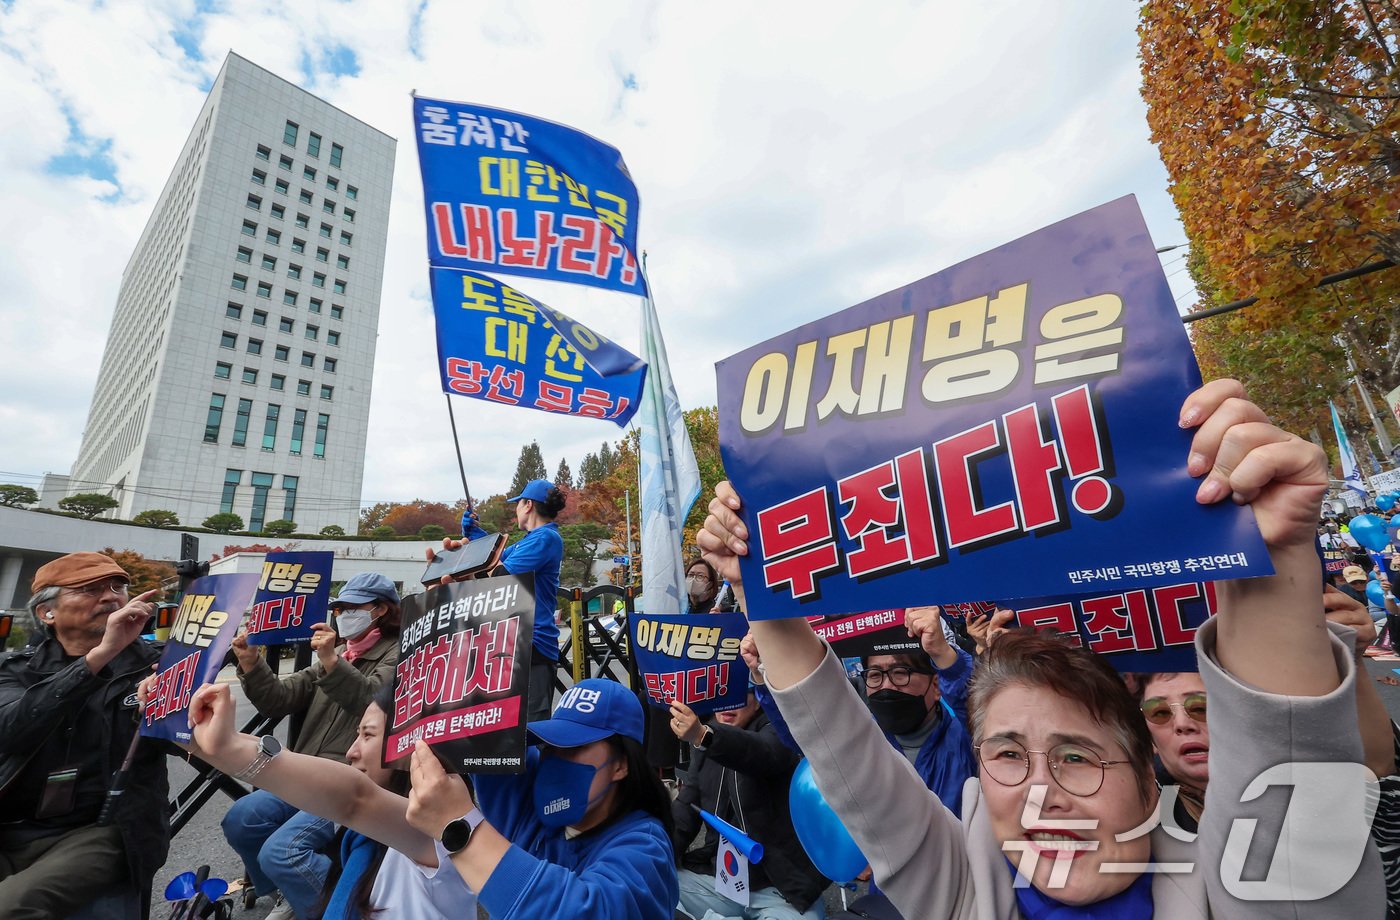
[867,689,932,735]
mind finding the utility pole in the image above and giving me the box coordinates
[624,488,634,587]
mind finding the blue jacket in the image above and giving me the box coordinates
[501,523,563,661]
[473,748,679,919]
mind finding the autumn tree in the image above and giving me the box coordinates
[359,501,396,534]
[508,442,549,498]
[381,500,461,536]
[101,548,176,595]
[474,493,515,535]
[1140,0,1400,444]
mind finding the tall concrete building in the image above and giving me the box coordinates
[64,53,395,533]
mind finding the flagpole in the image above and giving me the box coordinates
[445,394,474,507]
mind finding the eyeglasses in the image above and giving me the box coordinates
[65,579,130,598]
[977,737,1130,797]
[860,666,933,690]
[1140,693,1208,725]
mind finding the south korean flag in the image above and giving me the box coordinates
[714,837,750,906]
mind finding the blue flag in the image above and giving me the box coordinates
[1331,401,1370,500]
[631,612,751,715]
[431,268,646,426]
[245,551,334,646]
[414,96,643,295]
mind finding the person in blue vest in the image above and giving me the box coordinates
[499,479,566,723]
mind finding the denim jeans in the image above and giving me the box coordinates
[677,867,826,920]
[221,790,334,917]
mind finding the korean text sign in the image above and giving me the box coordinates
[415,96,643,295]
[1006,581,1218,672]
[387,575,535,773]
[141,574,259,743]
[808,610,919,658]
[631,612,750,715]
[431,267,646,426]
[245,551,333,646]
[715,196,1272,619]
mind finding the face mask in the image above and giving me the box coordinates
[533,755,611,828]
[335,607,375,640]
[867,688,932,735]
[686,576,710,599]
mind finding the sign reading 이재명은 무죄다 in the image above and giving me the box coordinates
[715,196,1273,620]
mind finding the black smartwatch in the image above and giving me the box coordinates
[695,725,715,751]
[441,807,485,853]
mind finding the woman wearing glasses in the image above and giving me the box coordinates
[700,380,1384,917]
[1134,674,1209,832]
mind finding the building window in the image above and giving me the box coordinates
[221,469,242,513]
[204,394,226,442]
[220,332,237,349]
[275,178,289,195]
[336,254,349,270]
[329,305,343,320]
[332,279,346,295]
[262,405,280,451]
[282,475,299,519]
[312,273,325,288]
[247,338,263,355]
[309,298,323,314]
[232,398,252,447]
[279,154,293,171]
[270,203,285,220]
[329,144,343,168]
[283,290,298,306]
[215,361,232,379]
[340,231,352,246]
[261,254,276,271]
[346,185,358,200]
[246,194,261,211]
[296,213,310,229]
[319,223,332,239]
[305,324,319,341]
[307,132,321,158]
[256,145,270,161]
[279,317,294,334]
[291,238,306,254]
[242,367,258,385]
[299,188,313,205]
[250,472,274,531]
[316,247,329,263]
[226,303,243,319]
[256,281,272,298]
[327,330,340,347]
[301,351,315,368]
[326,176,339,191]
[283,121,299,146]
[287,264,301,280]
[275,344,289,361]
[314,413,330,458]
[231,274,247,291]
[320,385,334,400]
[270,373,285,390]
[251,169,266,186]
[236,247,252,263]
[322,200,335,214]
[324,357,337,373]
[290,411,306,455]
[252,310,268,326]
[344,209,355,223]
[266,228,281,245]
[303,166,316,182]
[297,379,311,396]
[242,220,257,236]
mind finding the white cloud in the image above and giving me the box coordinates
[0,0,1196,506]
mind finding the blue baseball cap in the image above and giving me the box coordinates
[508,479,554,503]
[329,572,400,608]
[527,679,645,748]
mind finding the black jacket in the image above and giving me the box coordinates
[0,634,170,892]
[672,711,830,912]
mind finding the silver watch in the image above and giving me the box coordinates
[236,735,282,782]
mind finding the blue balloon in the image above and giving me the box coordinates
[789,758,867,883]
[1350,514,1392,553]
[1368,580,1388,609]
[1377,494,1397,512]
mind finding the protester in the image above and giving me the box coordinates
[1133,671,1209,831]
[699,379,1384,916]
[964,608,1017,657]
[182,677,679,919]
[0,553,166,918]
[686,558,722,614]
[668,691,829,919]
[225,571,401,919]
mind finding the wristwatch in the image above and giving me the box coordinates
[236,735,282,782]
[694,725,715,751]
[441,807,485,853]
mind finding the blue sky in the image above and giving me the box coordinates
[0,0,1199,508]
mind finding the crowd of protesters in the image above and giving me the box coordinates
[7,391,1400,918]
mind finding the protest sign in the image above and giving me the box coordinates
[632,612,750,715]
[141,574,258,743]
[1005,581,1218,672]
[1322,548,1350,575]
[808,610,918,658]
[715,196,1273,619]
[245,551,333,646]
[387,575,535,773]
[431,267,646,425]
[415,96,644,296]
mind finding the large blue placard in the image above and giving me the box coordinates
[415,96,644,295]
[431,268,646,425]
[715,196,1273,619]
[245,551,334,646]
[631,612,751,715]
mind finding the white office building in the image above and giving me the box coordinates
[64,52,395,534]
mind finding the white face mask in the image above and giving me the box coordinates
[686,576,710,598]
[335,606,375,639]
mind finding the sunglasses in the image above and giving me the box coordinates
[1140,692,1207,725]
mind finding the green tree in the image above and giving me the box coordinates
[262,519,297,536]
[132,509,180,527]
[474,494,514,536]
[418,524,447,541]
[58,493,119,519]
[559,522,612,586]
[0,485,38,508]
[369,525,397,539]
[508,441,549,498]
[203,512,245,534]
[554,458,573,492]
[319,524,347,537]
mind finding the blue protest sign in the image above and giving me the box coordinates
[631,612,751,715]
[141,574,259,743]
[715,196,1273,619]
[415,96,643,296]
[432,268,645,425]
[245,551,334,646]
[1006,581,1217,672]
